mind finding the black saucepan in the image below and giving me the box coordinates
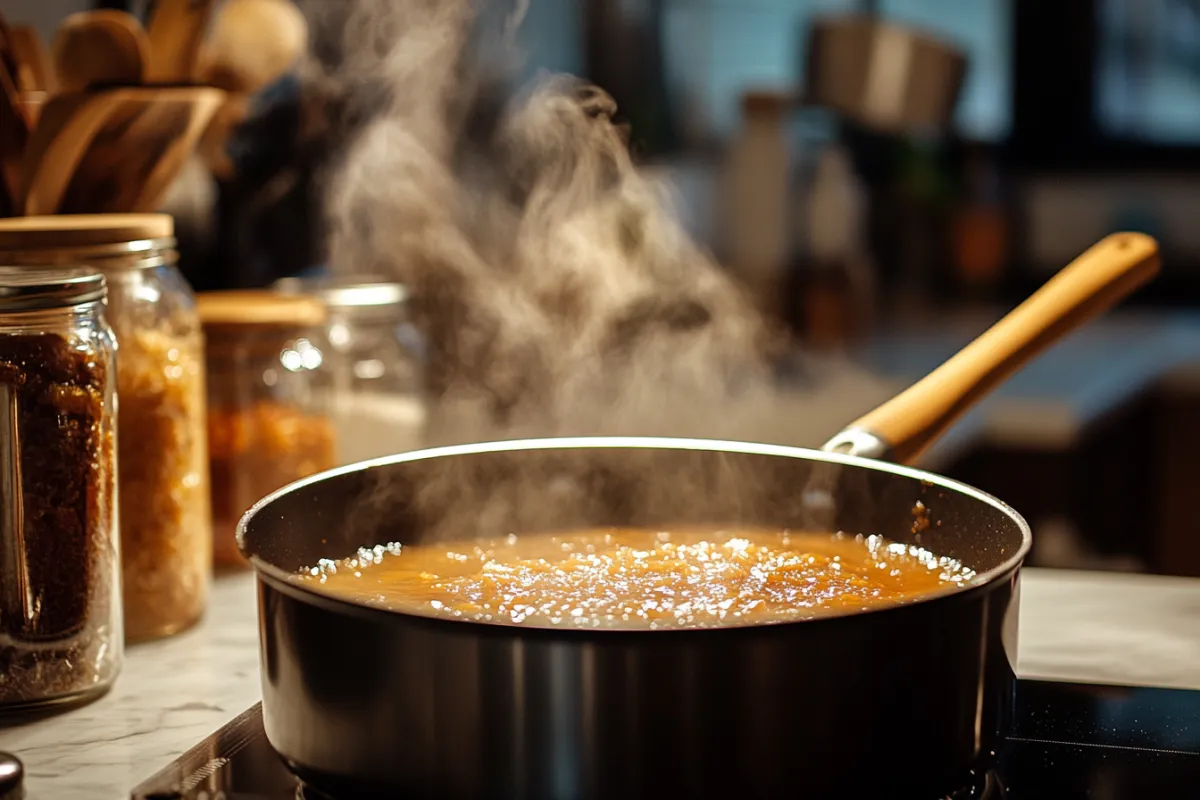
[238,233,1159,799]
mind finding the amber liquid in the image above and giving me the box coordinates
[295,528,976,629]
[208,401,337,568]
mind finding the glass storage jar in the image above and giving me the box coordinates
[0,267,122,710]
[0,215,211,643]
[197,291,336,567]
[274,276,427,464]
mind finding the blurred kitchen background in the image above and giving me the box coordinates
[9,0,1200,577]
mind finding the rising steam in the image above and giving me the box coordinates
[286,0,912,549]
[299,0,780,445]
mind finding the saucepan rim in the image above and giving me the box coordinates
[236,435,1032,633]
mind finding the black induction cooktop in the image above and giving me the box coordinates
[132,678,1200,799]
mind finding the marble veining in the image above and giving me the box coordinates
[0,573,261,800]
[3,568,1200,799]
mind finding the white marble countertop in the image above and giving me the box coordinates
[0,574,263,800]
[4,567,1200,799]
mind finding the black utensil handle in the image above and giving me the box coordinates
[0,752,24,800]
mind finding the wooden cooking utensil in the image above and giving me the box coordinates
[18,90,121,215]
[145,0,217,83]
[0,174,11,219]
[200,0,307,93]
[127,88,224,211]
[194,0,306,179]
[20,86,224,215]
[0,56,28,208]
[52,10,149,92]
[8,25,55,94]
[824,232,1161,465]
[196,93,250,179]
[0,9,16,75]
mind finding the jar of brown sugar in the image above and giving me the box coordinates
[0,267,122,710]
[197,291,337,568]
[0,215,211,643]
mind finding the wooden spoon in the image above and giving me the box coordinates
[823,232,1161,464]
[18,90,122,215]
[194,0,307,179]
[20,86,224,215]
[145,0,217,83]
[52,10,149,92]
[199,0,307,93]
[0,54,28,207]
[8,25,55,94]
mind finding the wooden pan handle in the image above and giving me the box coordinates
[827,232,1160,465]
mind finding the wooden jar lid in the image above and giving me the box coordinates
[197,290,327,328]
[0,214,175,248]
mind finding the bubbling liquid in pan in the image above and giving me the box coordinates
[294,528,977,629]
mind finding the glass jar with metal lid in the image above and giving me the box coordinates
[275,275,427,464]
[0,215,211,643]
[0,267,122,710]
[197,290,337,568]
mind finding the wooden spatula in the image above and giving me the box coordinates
[145,0,217,83]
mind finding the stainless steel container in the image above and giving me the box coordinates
[803,13,969,134]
